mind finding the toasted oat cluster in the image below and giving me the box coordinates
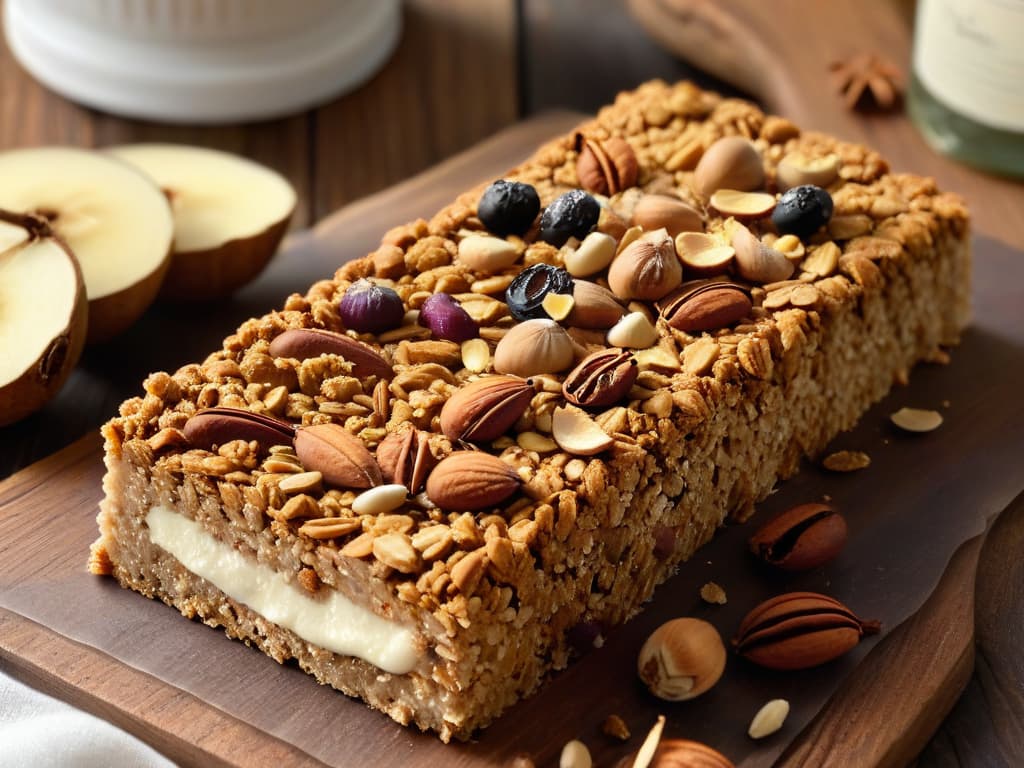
[95,80,969,741]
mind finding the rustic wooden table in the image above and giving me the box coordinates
[1,1,1021,765]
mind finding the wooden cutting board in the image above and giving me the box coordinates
[2,106,1024,767]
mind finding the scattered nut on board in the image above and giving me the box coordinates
[602,713,631,741]
[890,406,943,433]
[700,581,728,604]
[637,618,727,700]
[560,739,592,768]
[748,698,791,739]
[822,449,871,472]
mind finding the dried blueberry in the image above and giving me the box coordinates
[771,184,834,239]
[477,179,540,237]
[539,189,600,246]
[506,264,574,321]
[338,279,405,334]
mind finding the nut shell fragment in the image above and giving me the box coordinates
[552,404,614,455]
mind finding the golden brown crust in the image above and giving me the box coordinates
[95,79,970,741]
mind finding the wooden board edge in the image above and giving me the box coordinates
[0,609,325,768]
[779,535,981,767]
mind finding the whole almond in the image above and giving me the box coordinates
[733,591,881,670]
[631,194,704,237]
[376,427,436,493]
[567,280,627,329]
[575,133,639,196]
[693,136,765,200]
[294,423,382,489]
[658,282,752,333]
[749,502,847,571]
[269,328,393,380]
[440,375,534,443]
[183,407,294,452]
[425,451,520,510]
[563,348,638,407]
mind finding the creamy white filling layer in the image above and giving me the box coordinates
[146,505,418,674]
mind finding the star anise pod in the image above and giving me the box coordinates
[830,53,903,111]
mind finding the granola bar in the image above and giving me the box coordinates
[92,80,970,741]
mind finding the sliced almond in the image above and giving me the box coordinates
[616,224,644,255]
[460,337,491,373]
[675,232,735,275]
[890,407,943,433]
[709,189,777,219]
[552,404,615,456]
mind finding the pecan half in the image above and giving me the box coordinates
[183,407,294,452]
[575,133,639,196]
[733,591,880,670]
[375,428,436,494]
[439,375,535,443]
[562,348,638,407]
[749,502,847,571]
[658,281,752,333]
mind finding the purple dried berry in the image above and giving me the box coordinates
[418,293,479,342]
[338,279,405,334]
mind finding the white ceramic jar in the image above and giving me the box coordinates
[3,0,401,123]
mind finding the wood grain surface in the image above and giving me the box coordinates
[1,0,1023,765]
[2,114,1024,767]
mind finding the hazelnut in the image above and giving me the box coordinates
[607,228,682,301]
[493,318,574,377]
[637,617,726,701]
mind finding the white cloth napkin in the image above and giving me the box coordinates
[0,666,176,768]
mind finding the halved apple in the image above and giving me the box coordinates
[0,211,88,426]
[0,147,174,343]
[107,144,296,301]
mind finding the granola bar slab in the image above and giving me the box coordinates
[92,80,969,742]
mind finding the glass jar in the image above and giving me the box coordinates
[909,0,1024,177]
